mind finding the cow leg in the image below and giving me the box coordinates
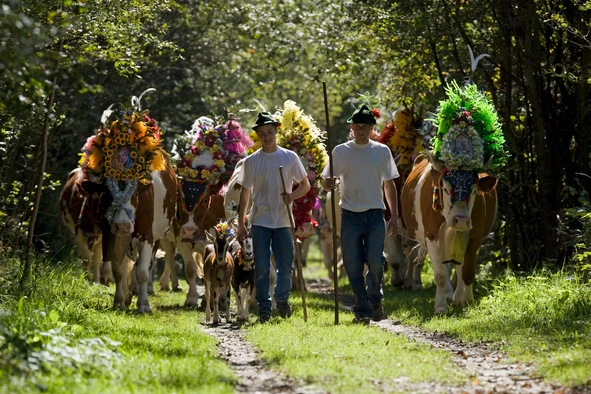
[112,256,128,310]
[451,264,470,309]
[147,254,155,296]
[88,239,104,284]
[386,233,405,288]
[159,237,181,292]
[179,243,200,307]
[101,260,115,286]
[76,233,96,282]
[135,243,153,313]
[427,240,453,315]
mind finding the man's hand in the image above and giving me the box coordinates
[281,192,293,205]
[322,177,336,191]
[237,222,248,242]
[387,217,398,238]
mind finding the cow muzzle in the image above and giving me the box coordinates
[451,216,471,230]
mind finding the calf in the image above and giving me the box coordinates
[203,221,235,324]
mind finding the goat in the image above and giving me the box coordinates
[230,224,255,321]
[203,221,235,324]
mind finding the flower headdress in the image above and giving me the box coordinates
[173,115,253,187]
[78,89,167,184]
[214,221,235,240]
[431,81,506,172]
[376,105,424,178]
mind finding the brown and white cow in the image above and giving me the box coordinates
[60,168,114,285]
[401,156,497,314]
[81,162,177,312]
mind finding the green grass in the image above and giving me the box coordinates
[302,240,591,389]
[0,261,235,394]
[245,292,466,394]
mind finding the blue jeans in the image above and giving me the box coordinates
[252,225,294,315]
[340,208,386,318]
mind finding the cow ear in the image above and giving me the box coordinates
[79,180,105,197]
[477,176,497,193]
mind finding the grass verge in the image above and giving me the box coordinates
[0,260,235,394]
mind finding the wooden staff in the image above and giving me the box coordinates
[323,81,339,325]
[279,166,308,322]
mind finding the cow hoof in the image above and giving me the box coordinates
[172,285,183,292]
[113,302,127,310]
[434,306,447,315]
[412,283,423,291]
[137,305,152,314]
[160,285,170,292]
[184,298,199,308]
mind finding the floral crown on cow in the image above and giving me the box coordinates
[430,81,507,173]
[79,88,167,184]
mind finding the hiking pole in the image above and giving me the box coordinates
[279,166,308,322]
[323,81,339,325]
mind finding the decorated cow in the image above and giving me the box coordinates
[76,91,177,312]
[159,115,253,307]
[401,82,506,314]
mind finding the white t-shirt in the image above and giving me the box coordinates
[238,146,308,228]
[322,140,399,212]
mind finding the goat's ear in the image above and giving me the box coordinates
[205,229,215,243]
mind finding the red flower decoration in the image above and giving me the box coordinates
[371,108,381,119]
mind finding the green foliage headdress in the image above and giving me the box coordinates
[431,81,506,172]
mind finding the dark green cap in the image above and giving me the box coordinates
[347,104,377,125]
[252,111,281,130]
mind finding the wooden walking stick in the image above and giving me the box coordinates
[279,166,308,322]
[323,81,340,325]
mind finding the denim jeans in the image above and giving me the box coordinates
[252,225,294,315]
[340,208,386,318]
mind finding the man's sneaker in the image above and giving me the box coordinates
[258,313,271,323]
[277,301,292,318]
[352,316,371,325]
[371,304,385,322]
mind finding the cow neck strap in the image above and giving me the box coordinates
[106,177,138,226]
[432,174,444,212]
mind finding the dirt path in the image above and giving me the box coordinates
[307,277,582,394]
[200,323,324,394]
[199,279,583,394]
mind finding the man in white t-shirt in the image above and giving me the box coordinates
[237,111,310,323]
[322,104,399,324]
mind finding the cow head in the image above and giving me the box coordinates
[432,166,497,231]
[205,221,236,267]
[80,177,152,236]
[178,179,210,244]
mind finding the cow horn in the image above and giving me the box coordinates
[427,150,446,172]
[484,154,494,170]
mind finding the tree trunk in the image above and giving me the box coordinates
[20,40,62,292]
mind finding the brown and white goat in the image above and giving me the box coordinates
[203,222,235,324]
